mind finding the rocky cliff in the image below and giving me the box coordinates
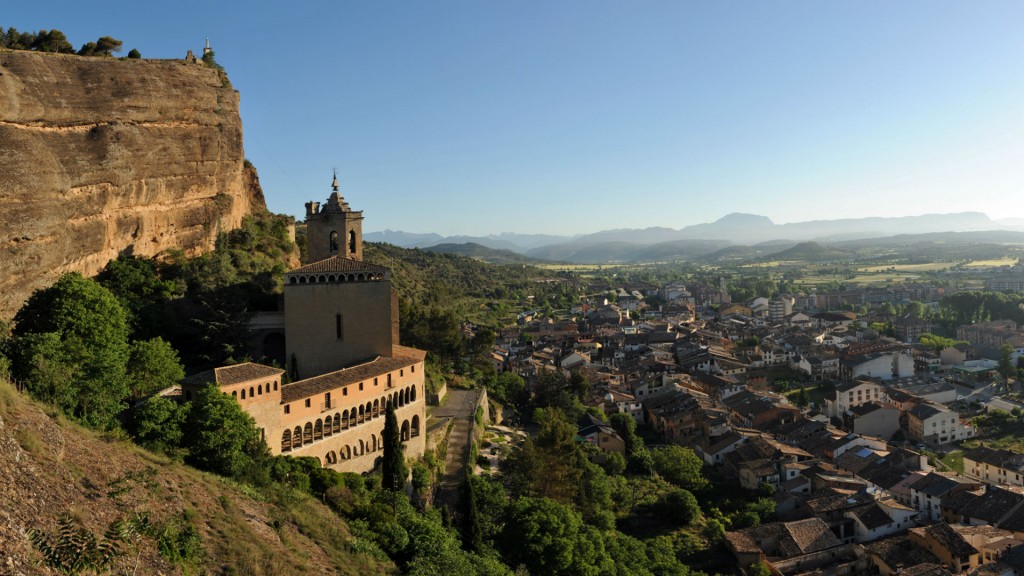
[0,50,263,318]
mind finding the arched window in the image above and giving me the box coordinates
[273,381,278,391]
[249,386,255,398]
[333,413,341,434]
[348,230,356,254]
[373,399,380,418]
[293,426,302,449]
[326,451,337,465]
[281,430,292,452]
[314,419,323,440]
[303,422,313,444]
[410,385,416,402]
[358,405,365,424]
[412,415,421,438]
[329,231,339,252]
[241,389,246,400]
[258,384,262,395]
[401,420,410,442]
[371,435,377,452]
[232,390,237,398]
[342,409,350,429]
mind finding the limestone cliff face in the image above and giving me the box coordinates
[0,50,263,318]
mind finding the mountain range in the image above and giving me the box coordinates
[365,212,1024,264]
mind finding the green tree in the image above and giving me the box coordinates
[382,400,408,492]
[531,408,584,502]
[660,488,700,525]
[127,48,141,59]
[795,385,809,408]
[1000,344,1016,380]
[460,473,484,552]
[183,385,265,477]
[95,36,122,55]
[500,497,586,576]
[131,395,187,455]
[569,370,590,401]
[96,255,181,339]
[126,338,185,401]
[610,412,651,475]
[485,371,526,406]
[748,561,773,576]
[599,451,626,476]
[650,445,708,491]
[12,273,131,428]
[31,29,74,53]
[468,475,508,543]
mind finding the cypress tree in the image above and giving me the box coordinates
[460,473,483,552]
[381,400,407,492]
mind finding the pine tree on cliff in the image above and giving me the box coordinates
[381,400,407,493]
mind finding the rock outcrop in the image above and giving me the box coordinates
[0,50,263,318]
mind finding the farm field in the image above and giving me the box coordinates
[964,258,1018,268]
[858,262,953,273]
[795,272,924,285]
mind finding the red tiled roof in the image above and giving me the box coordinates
[281,346,425,403]
[287,256,388,274]
[183,362,284,387]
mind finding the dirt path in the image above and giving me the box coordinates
[430,388,480,511]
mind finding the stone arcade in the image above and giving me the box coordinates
[181,175,426,472]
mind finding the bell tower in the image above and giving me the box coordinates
[304,171,364,263]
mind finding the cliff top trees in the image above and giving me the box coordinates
[0,27,130,57]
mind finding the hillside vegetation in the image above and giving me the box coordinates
[0,375,392,575]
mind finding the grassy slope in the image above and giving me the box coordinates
[0,378,394,575]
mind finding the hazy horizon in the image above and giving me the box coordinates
[6,1,1024,236]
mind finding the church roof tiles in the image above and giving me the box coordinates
[287,256,387,274]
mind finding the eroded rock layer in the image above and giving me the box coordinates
[0,50,262,318]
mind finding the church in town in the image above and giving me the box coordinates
[181,175,427,472]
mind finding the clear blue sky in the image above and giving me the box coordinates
[6,2,1024,236]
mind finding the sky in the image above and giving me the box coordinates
[5,2,1024,236]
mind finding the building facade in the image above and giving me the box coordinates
[182,178,427,473]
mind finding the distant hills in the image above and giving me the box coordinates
[365,212,1024,264]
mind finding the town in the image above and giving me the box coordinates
[480,259,1024,575]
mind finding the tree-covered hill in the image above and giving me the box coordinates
[422,242,542,265]
[365,242,578,323]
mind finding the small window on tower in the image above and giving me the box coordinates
[329,231,339,252]
[349,230,357,254]
[336,314,343,340]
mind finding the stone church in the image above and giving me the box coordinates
[182,175,426,472]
